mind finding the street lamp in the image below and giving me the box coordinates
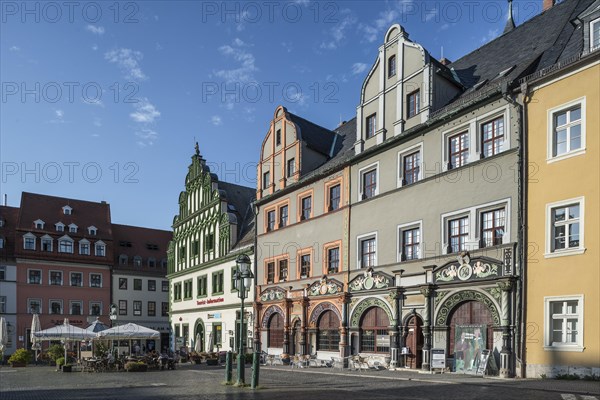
[233,253,253,386]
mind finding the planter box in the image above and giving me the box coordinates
[192,359,202,364]
[206,359,218,366]
[11,362,26,368]
[62,366,72,372]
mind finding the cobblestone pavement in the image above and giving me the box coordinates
[1,364,598,400]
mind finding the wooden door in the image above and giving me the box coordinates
[405,315,423,369]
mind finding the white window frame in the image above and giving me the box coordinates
[545,196,585,258]
[41,235,53,252]
[69,300,83,316]
[441,199,511,254]
[358,161,380,201]
[478,109,510,158]
[58,235,74,254]
[0,266,5,281]
[28,298,42,314]
[591,17,600,52]
[55,222,65,232]
[62,205,72,215]
[88,226,97,235]
[49,299,63,315]
[547,97,586,163]
[28,269,42,285]
[49,270,63,286]
[89,273,102,288]
[89,301,102,316]
[34,219,45,229]
[397,143,423,188]
[95,241,106,257]
[0,296,6,314]
[23,233,36,250]
[70,271,83,287]
[356,231,378,269]
[68,223,78,233]
[397,220,423,262]
[544,295,584,352]
[133,300,142,316]
[0,237,4,249]
[79,239,90,255]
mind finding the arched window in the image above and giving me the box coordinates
[317,310,340,351]
[360,307,390,353]
[119,254,128,266]
[268,312,284,348]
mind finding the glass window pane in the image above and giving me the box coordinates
[569,205,580,219]
[551,302,564,315]
[570,107,581,121]
[566,301,578,314]
[553,208,566,222]
[555,111,567,127]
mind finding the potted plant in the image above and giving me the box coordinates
[189,351,202,364]
[8,349,31,367]
[62,363,73,373]
[125,361,148,372]
[47,344,64,367]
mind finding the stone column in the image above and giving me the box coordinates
[300,297,308,355]
[388,289,403,369]
[254,301,262,352]
[420,285,434,371]
[283,299,292,355]
[339,294,350,364]
[497,280,513,378]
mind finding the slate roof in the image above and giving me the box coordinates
[218,181,256,249]
[449,0,592,94]
[0,206,19,260]
[111,223,171,273]
[288,112,338,156]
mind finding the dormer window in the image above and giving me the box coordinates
[88,226,97,235]
[95,241,106,257]
[119,254,128,266]
[34,219,45,229]
[55,222,65,232]
[62,205,73,215]
[23,233,36,250]
[591,18,600,51]
[133,256,142,267]
[58,235,74,253]
[79,239,90,255]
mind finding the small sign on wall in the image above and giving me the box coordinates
[431,348,446,370]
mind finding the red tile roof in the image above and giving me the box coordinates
[111,223,171,274]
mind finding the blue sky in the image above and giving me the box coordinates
[0,0,542,230]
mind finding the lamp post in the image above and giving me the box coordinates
[233,253,253,386]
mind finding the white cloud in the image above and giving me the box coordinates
[9,45,20,52]
[320,10,356,50]
[359,10,398,43]
[93,117,102,127]
[481,29,500,44]
[211,115,222,126]
[48,109,67,124]
[130,98,161,123]
[440,23,450,31]
[55,110,64,118]
[85,25,105,35]
[92,44,98,51]
[214,39,257,83]
[281,41,293,53]
[83,98,104,107]
[104,48,147,81]
[135,128,158,145]
[351,63,368,75]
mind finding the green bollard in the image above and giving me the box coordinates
[225,351,232,383]
[251,352,260,389]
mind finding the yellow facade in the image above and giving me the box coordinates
[525,60,600,377]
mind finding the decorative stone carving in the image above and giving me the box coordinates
[484,287,502,302]
[503,248,513,276]
[308,302,342,327]
[307,276,343,297]
[261,305,284,328]
[434,291,448,308]
[435,255,501,283]
[260,287,286,302]
[349,268,392,292]
[435,290,500,326]
[349,297,393,328]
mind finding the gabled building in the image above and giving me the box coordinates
[521,0,600,378]
[254,0,597,378]
[168,145,255,354]
[14,192,113,348]
[111,223,172,352]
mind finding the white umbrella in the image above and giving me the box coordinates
[30,314,41,361]
[34,318,95,363]
[0,317,7,353]
[96,323,159,340]
[86,318,109,333]
[194,333,202,353]
[207,332,213,353]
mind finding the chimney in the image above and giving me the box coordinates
[440,58,452,66]
[543,0,555,11]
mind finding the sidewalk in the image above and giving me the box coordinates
[259,364,600,396]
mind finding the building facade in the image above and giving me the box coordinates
[111,223,172,352]
[254,1,598,377]
[13,193,113,350]
[168,146,255,354]
[523,0,600,378]
[0,206,19,358]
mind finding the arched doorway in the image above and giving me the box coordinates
[449,300,494,372]
[317,310,340,352]
[359,307,390,354]
[291,320,301,355]
[405,315,423,369]
[194,321,204,353]
[268,313,284,349]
